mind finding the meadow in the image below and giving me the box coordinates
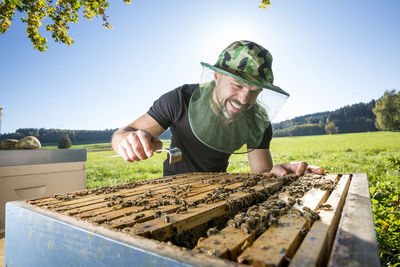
[50,131,400,266]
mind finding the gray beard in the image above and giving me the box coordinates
[221,106,232,120]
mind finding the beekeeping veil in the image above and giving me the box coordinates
[188,40,289,154]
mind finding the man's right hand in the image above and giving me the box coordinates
[117,129,163,162]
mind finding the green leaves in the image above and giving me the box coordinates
[7,0,21,7]
[370,186,376,195]
[259,0,271,9]
[370,179,400,266]
[373,90,400,131]
[0,0,128,52]
[2,0,271,52]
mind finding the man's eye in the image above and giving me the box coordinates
[233,83,242,88]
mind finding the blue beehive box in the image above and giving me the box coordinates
[5,200,233,267]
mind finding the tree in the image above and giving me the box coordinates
[373,90,400,131]
[1,0,271,52]
[325,121,339,135]
[58,136,72,149]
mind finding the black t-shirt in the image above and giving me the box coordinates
[147,84,272,176]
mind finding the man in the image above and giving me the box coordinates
[112,40,323,177]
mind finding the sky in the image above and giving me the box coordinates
[0,0,399,134]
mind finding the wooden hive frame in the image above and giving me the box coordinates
[5,172,380,266]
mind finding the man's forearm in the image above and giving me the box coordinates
[248,149,273,173]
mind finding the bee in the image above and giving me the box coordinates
[245,217,256,228]
[300,227,308,236]
[303,207,320,221]
[280,207,288,216]
[318,203,332,210]
[287,197,296,206]
[290,208,303,217]
[249,205,258,212]
[163,215,170,223]
[241,223,252,234]
[154,210,162,218]
[302,206,312,213]
[176,206,188,214]
[207,227,219,236]
[227,219,238,228]
[144,190,153,198]
[270,217,279,227]
[134,214,145,220]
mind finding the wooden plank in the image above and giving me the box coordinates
[46,173,221,213]
[0,236,4,267]
[82,173,275,226]
[328,173,381,267]
[30,172,215,207]
[104,181,247,228]
[39,173,199,209]
[75,175,250,220]
[195,226,254,259]
[40,172,243,211]
[289,174,351,267]
[236,175,339,266]
[132,180,284,241]
[193,174,338,260]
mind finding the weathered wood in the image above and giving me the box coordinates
[32,172,223,208]
[21,172,379,267]
[132,180,284,240]
[43,173,201,209]
[56,173,238,215]
[84,176,256,224]
[289,175,351,267]
[236,175,338,266]
[195,226,254,259]
[194,174,336,261]
[328,173,381,267]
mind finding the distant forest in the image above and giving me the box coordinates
[0,100,379,143]
[0,128,172,144]
[272,100,378,137]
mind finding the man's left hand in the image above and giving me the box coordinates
[271,161,324,177]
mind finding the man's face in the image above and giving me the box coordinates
[213,72,262,121]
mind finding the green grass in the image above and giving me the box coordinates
[43,131,400,266]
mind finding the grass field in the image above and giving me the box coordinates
[46,131,400,266]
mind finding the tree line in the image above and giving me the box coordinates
[272,100,378,137]
[0,128,117,144]
[1,90,398,142]
[272,89,399,137]
[0,127,172,144]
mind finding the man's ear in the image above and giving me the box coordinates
[214,71,219,81]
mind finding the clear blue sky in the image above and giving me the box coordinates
[1,0,399,134]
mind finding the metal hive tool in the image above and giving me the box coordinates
[106,147,182,164]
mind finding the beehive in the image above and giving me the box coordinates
[5,172,380,266]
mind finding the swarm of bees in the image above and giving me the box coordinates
[221,173,330,236]
[32,171,340,256]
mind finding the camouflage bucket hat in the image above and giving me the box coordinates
[201,40,289,97]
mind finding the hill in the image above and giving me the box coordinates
[0,100,378,142]
[272,100,378,137]
[0,128,172,144]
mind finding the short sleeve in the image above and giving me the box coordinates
[255,124,273,149]
[147,88,183,130]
